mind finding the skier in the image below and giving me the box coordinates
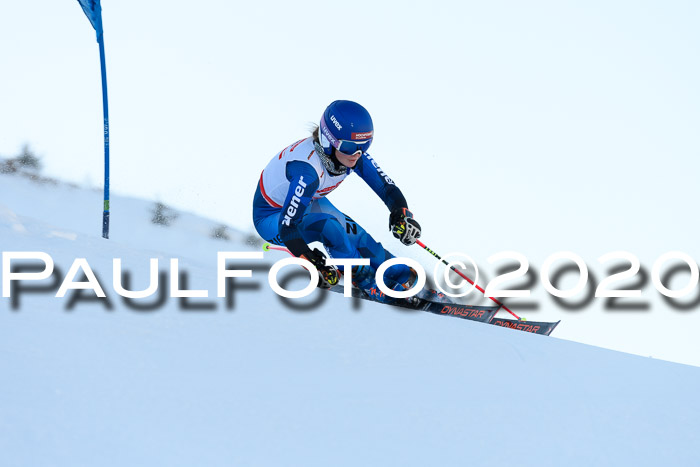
[252,100,422,302]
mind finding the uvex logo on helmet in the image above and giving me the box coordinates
[330,115,342,130]
[351,131,373,141]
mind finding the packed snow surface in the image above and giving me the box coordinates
[1,173,699,466]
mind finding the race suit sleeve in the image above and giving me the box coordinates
[278,160,320,257]
[354,153,408,212]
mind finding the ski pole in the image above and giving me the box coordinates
[263,243,292,255]
[416,240,522,320]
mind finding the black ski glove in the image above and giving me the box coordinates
[300,248,340,289]
[390,207,421,246]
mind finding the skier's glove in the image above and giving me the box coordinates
[301,248,340,289]
[390,207,421,246]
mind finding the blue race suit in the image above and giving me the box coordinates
[253,138,412,287]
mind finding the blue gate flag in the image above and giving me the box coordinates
[77,0,104,41]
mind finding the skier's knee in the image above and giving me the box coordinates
[320,218,349,250]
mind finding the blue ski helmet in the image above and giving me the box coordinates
[319,100,374,156]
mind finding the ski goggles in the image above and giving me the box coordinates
[336,139,372,156]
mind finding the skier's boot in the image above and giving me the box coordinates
[395,267,450,304]
[351,265,400,305]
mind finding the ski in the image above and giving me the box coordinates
[327,284,559,335]
[489,317,560,336]
[327,284,498,324]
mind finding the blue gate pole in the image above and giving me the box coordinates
[98,34,110,239]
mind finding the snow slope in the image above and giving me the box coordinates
[1,173,700,466]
